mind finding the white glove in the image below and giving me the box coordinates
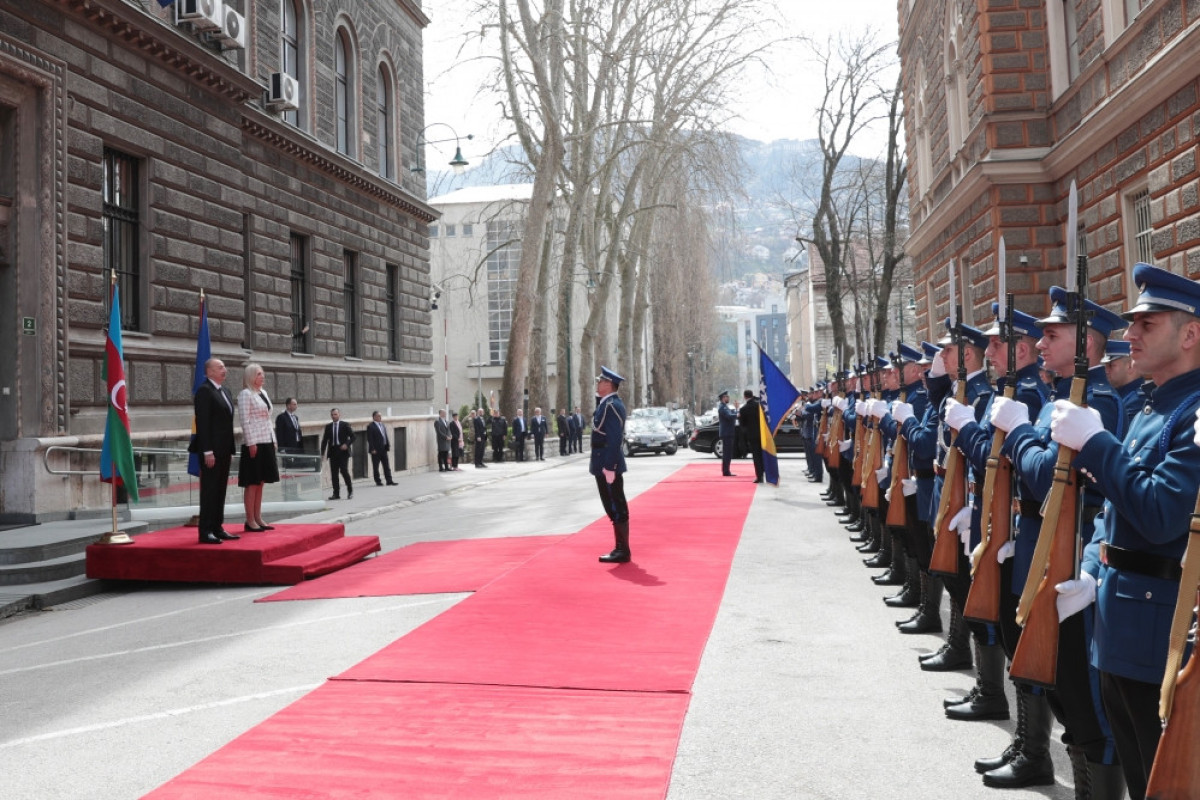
[928,352,947,378]
[855,400,867,417]
[833,396,847,411]
[874,466,889,484]
[603,468,615,484]
[821,398,831,409]
[901,477,918,496]
[997,540,1016,564]
[1055,572,1097,621]
[884,487,892,502]
[891,402,914,425]
[950,506,972,538]
[1192,405,1200,447]
[989,396,1030,432]
[944,398,975,432]
[1050,399,1104,450]
[869,399,889,419]
[838,438,853,452]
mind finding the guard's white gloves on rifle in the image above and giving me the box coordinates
[944,398,975,432]
[839,438,853,453]
[833,396,847,411]
[928,352,947,378]
[970,541,986,571]
[1055,572,1097,621]
[884,487,892,503]
[901,477,918,496]
[1191,405,1200,446]
[875,466,889,485]
[997,540,1016,564]
[989,396,1030,433]
[1050,399,1104,451]
[603,468,615,484]
[950,507,973,555]
[891,402,914,425]
[855,400,867,417]
[869,399,889,419]
[821,398,831,409]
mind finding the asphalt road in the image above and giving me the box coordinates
[0,448,1076,799]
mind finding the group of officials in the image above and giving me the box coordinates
[799,262,1200,800]
[464,406,587,468]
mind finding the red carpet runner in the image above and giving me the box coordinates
[145,464,755,799]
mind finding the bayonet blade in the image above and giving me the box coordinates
[997,237,1007,323]
[1066,181,1078,293]
[948,259,957,328]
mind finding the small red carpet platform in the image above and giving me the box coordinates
[85,524,380,585]
[258,534,567,602]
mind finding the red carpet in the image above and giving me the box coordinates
[144,465,755,798]
[257,535,568,602]
[142,682,690,800]
[85,524,380,585]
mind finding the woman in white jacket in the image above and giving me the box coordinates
[237,363,279,531]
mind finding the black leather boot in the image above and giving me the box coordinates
[884,556,920,605]
[920,600,972,670]
[975,684,1033,773]
[865,527,894,570]
[1068,744,1126,800]
[945,640,1009,720]
[982,690,1054,788]
[899,573,944,634]
[598,521,631,563]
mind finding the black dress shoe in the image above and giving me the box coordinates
[198,532,223,544]
[824,499,843,506]
[244,524,267,533]
[214,530,240,541]
[328,494,340,500]
[347,491,353,499]
[387,481,398,486]
[844,521,864,533]
[259,525,275,531]
[376,481,384,486]
[919,646,973,672]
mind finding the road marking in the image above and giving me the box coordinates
[0,684,323,749]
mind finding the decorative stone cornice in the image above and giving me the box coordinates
[241,115,439,223]
[52,0,263,103]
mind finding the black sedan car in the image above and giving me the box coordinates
[623,417,679,457]
[688,421,806,459]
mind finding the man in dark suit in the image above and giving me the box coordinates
[511,409,527,461]
[490,409,507,462]
[554,408,568,456]
[434,409,452,471]
[471,409,488,468]
[366,410,396,486]
[449,412,464,470]
[738,389,765,483]
[531,407,548,460]
[572,406,585,453]
[193,358,238,543]
[320,407,354,499]
[566,409,579,454]
[274,397,304,500]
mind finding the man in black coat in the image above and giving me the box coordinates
[193,358,239,543]
[274,397,303,453]
[530,407,548,461]
[320,407,354,499]
[366,410,396,486]
[572,406,585,453]
[511,409,527,461]
[490,409,508,462]
[555,408,569,456]
[566,409,579,454]
[449,412,464,470]
[472,409,488,468]
[738,389,765,483]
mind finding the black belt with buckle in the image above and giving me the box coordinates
[914,468,936,479]
[1100,542,1182,582]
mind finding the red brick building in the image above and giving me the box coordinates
[899,0,1200,335]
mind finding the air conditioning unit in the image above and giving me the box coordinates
[267,72,300,112]
[210,7,246,50]
[176,0,223,32]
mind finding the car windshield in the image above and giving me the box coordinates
[631,407,671,421]
[627,418,668,433]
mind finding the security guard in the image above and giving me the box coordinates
[1053,263,1200,798]
[591,366,631,564]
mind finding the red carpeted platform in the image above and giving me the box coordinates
[334,466,755,693]
[258,534,568,602]
[142,681,690,800]
[85,524,380,585]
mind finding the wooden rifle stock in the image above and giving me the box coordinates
[815,407,829,457]
[828,399,844,470]
[1009,377,1086,688]
[930,380,969,577]
[964,386,1016,624]
[886,390,911,529]
[851,409,866,489]
[1145,504,1200,799]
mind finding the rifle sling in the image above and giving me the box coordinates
[1159,514,1200,721]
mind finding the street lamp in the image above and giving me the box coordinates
[468,343,486,409]
[411,123,473,175]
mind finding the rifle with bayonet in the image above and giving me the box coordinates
[886,346,912,529]
[1145,511,1200,799]
[827,367,845,470]
[1011,182,1088,688]
[862,355,885,510]
[966,239,1017,625]
[931,259,970,578]
[851,364,867,491]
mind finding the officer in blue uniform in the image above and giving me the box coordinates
[1101,339,1144,429]
[863,355,903,573]
[988,286,1127,794]
[1051,263,1200,798]
[802,385,825,483]
[717,389,737,477]
[591,367,631,564]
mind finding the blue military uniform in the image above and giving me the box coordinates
[717,391,737,476]
[591,367,631,564]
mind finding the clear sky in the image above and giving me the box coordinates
[419,0,903,170]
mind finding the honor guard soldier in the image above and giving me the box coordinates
[988,286,1127,794]
[592,367,631,564]
[1100,339,1145,429]
[1052,264,1200,798]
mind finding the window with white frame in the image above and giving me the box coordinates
[487,220,522,364]
[335,31,355,157]
[280,0,303,128]
[1124,187,1153,267]
[376,65,394,180]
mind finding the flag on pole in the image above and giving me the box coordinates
[100,284,139,502]
[758,344,802,487]
[187,295,211,477]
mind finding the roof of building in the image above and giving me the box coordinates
[429,184,534,206]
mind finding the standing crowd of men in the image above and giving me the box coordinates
[797,262,1200,800]
[462,405,587,468]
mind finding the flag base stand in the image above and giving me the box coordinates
[97,531,134,545]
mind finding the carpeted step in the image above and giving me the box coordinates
[260,536,382,584]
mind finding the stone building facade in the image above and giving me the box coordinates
[0,0,438,522]
[899,0,1200,339]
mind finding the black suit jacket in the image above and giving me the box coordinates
[193,381,236,457]
[490,416,507,438]
[531,416,548,438]
[321,420,354,459]
[366,421,390,453]
[275,410,303,451]
[556,414,569,436]
[512,416,527,437]
[473,416,487,439]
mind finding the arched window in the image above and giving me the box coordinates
[335,31,355,156]
[376,65,394,180]
[912,58,931,200]
[280,0,303,128]
[944,12,969,155]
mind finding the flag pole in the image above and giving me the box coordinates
[99,273,133,545]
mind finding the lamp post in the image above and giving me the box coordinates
[468,343,485,409]
[687,351,696,414]
[411,123,473,175]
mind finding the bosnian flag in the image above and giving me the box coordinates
[187,295,211,477]
[100,285,139,502]
[758,344,802,487]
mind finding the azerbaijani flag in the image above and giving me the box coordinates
[100,284,138,502]
[187,295,211,477]
[758,345,802,486]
